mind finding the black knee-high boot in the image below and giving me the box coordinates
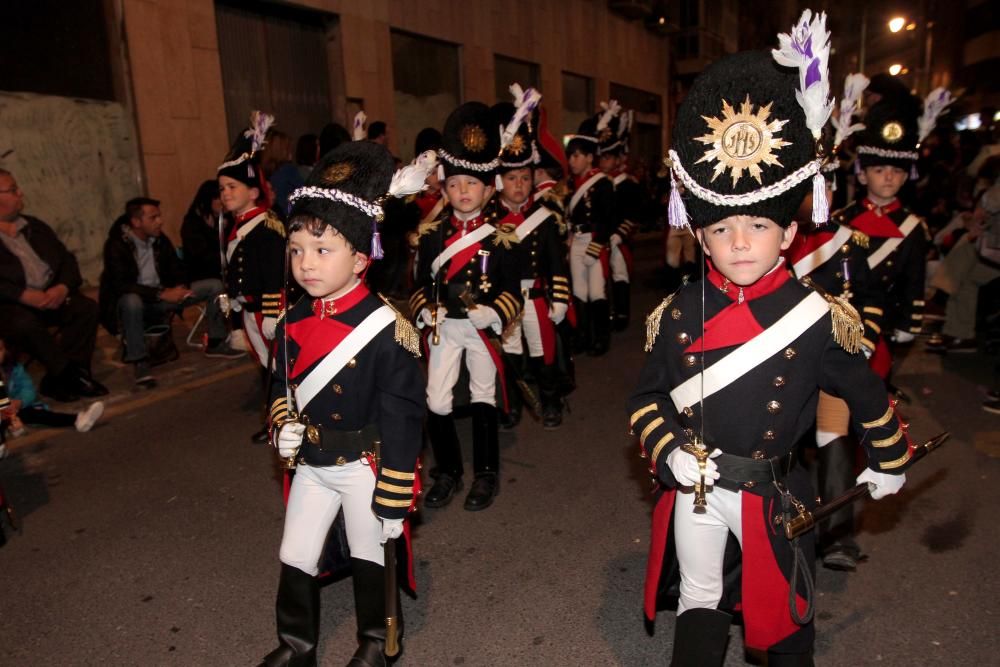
[766,649,815,667]
[259,564,320,667]
[424,412,463,508]
[529,356,562,429]
[347,558,394,667]
[589,299,611,356]
[500,353,524,429]
[465,402,500,511]
[572,298,590,354]
[612,280,630,331]
[817,436,860,570]
[670,608,732,667]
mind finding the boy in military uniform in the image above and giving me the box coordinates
[597,105,643,331]
[629,15,913,666]
[564,112,616,356]
[217,112,288,367]
[261,141,427,667]
[490,94,571,429]
[409,102,523,511]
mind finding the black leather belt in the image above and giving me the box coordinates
[714,450,797,493]
[573,223,592,234]
[522,287,547,299]
[311,423,379,456]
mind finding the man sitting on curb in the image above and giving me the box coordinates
[99,197,242,388]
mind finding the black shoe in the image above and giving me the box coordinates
[542,406,562,430]
[424,473,462,508]
[499,406,521,430]
[822,544,864,571]
[39,372,80,403]
[767,650,815,667]
[205,341,246,359]
[133,361,156,388]
[463,474,499,511]
[251,428,270,444]
[71,366,109,397]
[983,398,1000,415]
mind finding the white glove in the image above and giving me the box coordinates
[666,446,722,487]
[890,329,915,344]
[857,468,906,500]
[276,421,305,458]
[418,307,445,329]
[467,306,501,331]
[262,316,277,340]
[549,302,568,325]
[380,518,404,544]
[610,233,623,247]
[862,345,873,359]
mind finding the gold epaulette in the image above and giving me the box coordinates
[644,288,681,352]
[416,217,441,238]
[851,229,870,249]
[802,278,863,354]
[264,210,287,238]
[379,294,421,357]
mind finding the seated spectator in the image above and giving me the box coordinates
[99,197,243,387]
[0,337,103,436]
[0,168,107,402]
[180,180,224,283]
[927,179,1000,353]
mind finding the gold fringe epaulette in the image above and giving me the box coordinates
[803,278,863,354]
[644,290,680,352]
[265,210,287,238]
[851,229,870,249]
[416,217,441,238]
[380,294,421,357]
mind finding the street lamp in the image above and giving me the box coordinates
[888,17,906,33]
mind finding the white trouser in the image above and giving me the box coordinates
[242,309,269,367]
[426,317,497,414]
[610,243,629,283]
[673,485,744,614]
[279,461,382,573]
[815,390,850,447]
[502,279,544,357]
[570,232,606,301]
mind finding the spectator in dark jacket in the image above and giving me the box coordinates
[0,168,107,402]
[99,197,241,387]
[180,180,224,283]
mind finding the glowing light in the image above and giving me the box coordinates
[889,64,903,76]
[888,17,906,32]
[658,16,665,25]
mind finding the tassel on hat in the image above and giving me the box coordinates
[668,173,689,229]
[812,172,828,224]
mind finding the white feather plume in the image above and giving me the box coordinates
[245,111,275,155]
[773,9,833,140]
[352,111,367,141]
[918,87,955,144]
[831,73,869,148]
[388,150,438,198]
[499,85,542,153]
[618,109,634,138]
[597,100,621,132]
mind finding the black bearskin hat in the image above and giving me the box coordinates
[287,141,395,255]
[856,93,921,170]
[672,51,816,228]
[413,127,442,158]
[438,102,500,182]
[566,115,601,158]
[217,111,274,190]
[492,102,537,172]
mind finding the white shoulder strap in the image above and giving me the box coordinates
[867,214,920,269]
[294,305,395,411]
[514,207,553,241]
[429,224,496,278]
[568,172,606,215]
[792,226,853,277]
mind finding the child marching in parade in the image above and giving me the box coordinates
[629,12,917,666]
[260,141,429,667]
[490,86,572,430]
[409,102,523,512]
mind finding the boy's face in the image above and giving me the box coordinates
[218,176,260,214]
[500,168,533,208]
[696,215,797,286]
[567,150,593,176]
[858,165,908,204]
[290,226,368,300]
[598,153,620,174]
[444,175,488,214]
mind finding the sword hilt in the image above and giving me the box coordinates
[681,439,710,513]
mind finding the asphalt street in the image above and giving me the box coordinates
[1,236,998,666]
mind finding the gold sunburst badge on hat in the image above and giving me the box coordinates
[460,124,488,152]
[696,96,791,186]
[505,134,526,156]
[881,121,904,143]
[320,162,354,185]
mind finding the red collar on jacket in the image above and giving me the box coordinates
[235,206,267,225]
[685,260,790,353]
[500,198,533,224]
[849,199,904,238]
[573,168,602,190]
[449,212,486,233]
[534,180,556,194]
[312,281,369,319]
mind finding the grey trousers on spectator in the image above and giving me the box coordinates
[931,238,1000,339]
[118,278,227,362]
